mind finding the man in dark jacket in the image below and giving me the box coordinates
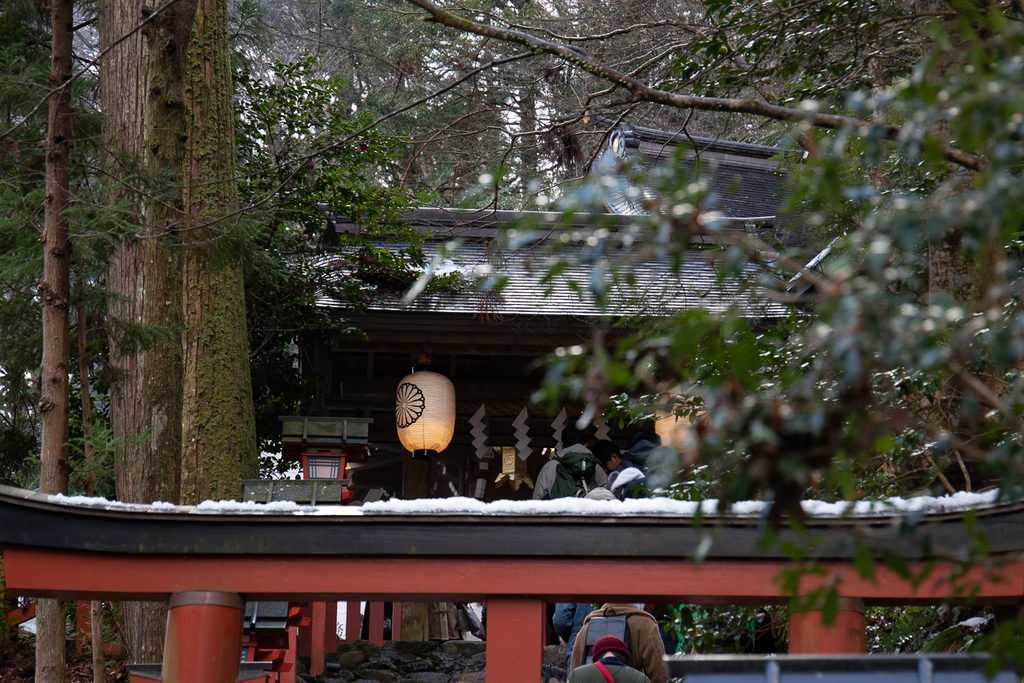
[568,635,651,683]
[570,604,667,683]
[554,602,592,671]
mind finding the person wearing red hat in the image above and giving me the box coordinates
[567,635,652,683]
[570,604,668,683]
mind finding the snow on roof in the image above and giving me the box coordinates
[361,489,1001,517]
[45,489,1002,518]
[46,493,316,514]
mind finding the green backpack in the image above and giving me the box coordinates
[548,450,601,499]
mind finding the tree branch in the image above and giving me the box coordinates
[0,0,182,142]
[404,0,988,172]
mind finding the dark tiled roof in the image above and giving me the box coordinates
[594,123,807,248]
[320,210,788,320]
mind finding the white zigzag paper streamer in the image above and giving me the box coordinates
[513,407,532,461]
[594,419,610,441]
[470,403,490,463]
[551,408,567,447]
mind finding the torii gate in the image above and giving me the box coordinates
[2,484,1023,683]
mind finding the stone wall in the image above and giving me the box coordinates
[299,640,568,683]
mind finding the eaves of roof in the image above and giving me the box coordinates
[318,231,790,320]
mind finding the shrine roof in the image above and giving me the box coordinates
[323,208,789,320]
[592,122,807,248]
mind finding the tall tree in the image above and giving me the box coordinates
[175,0,259,503]
[37,0,74,675]
[100,0,182,659]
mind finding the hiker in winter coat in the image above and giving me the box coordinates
[533,424,608,499]
[554,602,592,671]
[607,431,675,499]
[570,604,667,683]
[568,635,651,683]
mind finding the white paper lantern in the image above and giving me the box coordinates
[396,370,456,460]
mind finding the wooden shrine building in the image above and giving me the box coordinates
[297,123,803,503]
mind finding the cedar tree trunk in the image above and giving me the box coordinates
[37,0,74,677]
[175,0,258,503]
[101,0,181,659]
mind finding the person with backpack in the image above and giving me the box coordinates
[533,424,609,500]
[570,604,668,683]
[567,635,651,683]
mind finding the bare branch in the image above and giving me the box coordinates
[949,361,1017,426]
[404,0,988,172]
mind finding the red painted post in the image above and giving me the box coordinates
[281,625,298,683]
[311,602,327,676]
[326,601,339,651]
[75,601,88,654]
[346,601,361,641]
[486,598,544,683]
[369,601,385,645]
[392,602,402,641]
[162,591,244,683]
[296,604,311,657]
[789,597,866,654]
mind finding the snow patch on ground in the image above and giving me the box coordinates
[956,616,991,630]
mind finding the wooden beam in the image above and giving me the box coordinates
[335,378,540,403]
[5,545,1022,605]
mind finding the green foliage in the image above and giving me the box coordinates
[448,0,1024,658]
[235,53,465,456]
[68,417,139,498]
[521,11,1024,513]
[668,604,784,654]
[867,606,994,654]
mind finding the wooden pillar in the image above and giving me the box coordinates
[345,601,361,641]
[486,598,544,683]
[326,601,339,651]
[281,625,298,683]
[369,602,385,645]
[311,601,327,676]
[404,452,431,499]
[392,602,402,640]
[789,597,866,654]
[162,591,244,683]
[401,602,430,641]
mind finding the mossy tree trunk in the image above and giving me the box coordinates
[175,0,258,503]
[101,0,182,660]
